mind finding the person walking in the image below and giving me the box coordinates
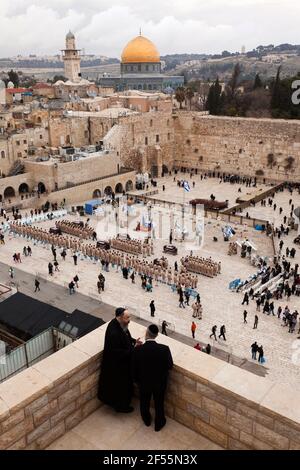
[9,266,14,279]
[178,289,185,308]
[61,249,67,261]
[218,325,226,341]
[34,279,40,292]
[251,341,258,360]
[48,262,53,276]
[54,260,59,272]
[209,325,217,341]
[73,274,79,288]
[132,324,173,431]
[258,345,264,364]
[205,344,211,355]
[253,314,259,329]
[191,321,197,339]
[69,280,75,295]
[130,271,135,284]
[243,310,248,324]
[242,292,249,305]
[150,300,156,317]
[73,253,78,266]
[161,320,168,336]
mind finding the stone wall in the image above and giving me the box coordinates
[0,322,300,450]
[174,113,300,182]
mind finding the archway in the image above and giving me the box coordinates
[92,189,101,198]
[19,183,29,194]
[37,182,46,194]
[115,183,123,194]
[104,186,112,196]
[162,164,169,176]
[125,180,133,192]
[4,187,15,199]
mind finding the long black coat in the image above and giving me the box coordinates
[97,318,135,409]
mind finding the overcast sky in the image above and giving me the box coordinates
[1,0,299,57]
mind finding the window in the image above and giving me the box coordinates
[40,135,43,139]
[84,130,89,138]
[156,135,159,143]
[1,151,5,158]
[167,133,170,141]
[17,152,22,158]
[23,140,27,144]
[150,119,153,127]
[145,137,148,145]
[16,141,20,146]
[145,65,149,71]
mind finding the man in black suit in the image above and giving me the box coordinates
[98,307,137,413]
[132,324,173,432]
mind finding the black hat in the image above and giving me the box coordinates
[148,324,159,335]
[115,307,126,317]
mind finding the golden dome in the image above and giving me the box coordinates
[121,35,160,63]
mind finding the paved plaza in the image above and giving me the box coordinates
[1,174,300,392]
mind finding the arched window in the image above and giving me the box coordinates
[1,151,5,158]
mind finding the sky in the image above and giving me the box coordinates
[1,0,299,58]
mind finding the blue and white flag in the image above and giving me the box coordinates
[183,181,191,192]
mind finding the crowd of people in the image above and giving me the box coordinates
[181,254,221,278]
[110,236,153,256]
[55,220,94,239]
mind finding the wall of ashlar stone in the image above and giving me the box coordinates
[0,322,299,450]
[173,114,300,182]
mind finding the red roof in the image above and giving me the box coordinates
[6,88,32,94]
[33,83,53,89]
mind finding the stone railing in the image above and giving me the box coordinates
[0,322,300,450]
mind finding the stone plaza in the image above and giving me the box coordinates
[1,172,300,397]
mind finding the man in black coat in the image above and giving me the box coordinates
[132,324,173,432]
[98,307,137,413]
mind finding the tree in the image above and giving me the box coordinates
[253,73,263,89]
[8,69,19,87]
[271,66,282,110]
[205,77,222,115]
[52,75,67,83]
[185,87,194,110]
[175,87,185,109]
[228,63,242,99]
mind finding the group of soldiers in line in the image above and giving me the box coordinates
[181,255,221,278]
[110,236,153,256]
[228,242,238,256]
[10,223,82,251]
[9,221,200,292]
[55,220,93,239]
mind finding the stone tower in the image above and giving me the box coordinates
[62,31,81,82]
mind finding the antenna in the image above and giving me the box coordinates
[139,27,142,36]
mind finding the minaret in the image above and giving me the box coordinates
[61,31,81,82]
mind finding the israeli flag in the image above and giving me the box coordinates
[183,181,191,192]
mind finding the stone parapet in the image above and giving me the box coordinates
[0,322,299,450]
